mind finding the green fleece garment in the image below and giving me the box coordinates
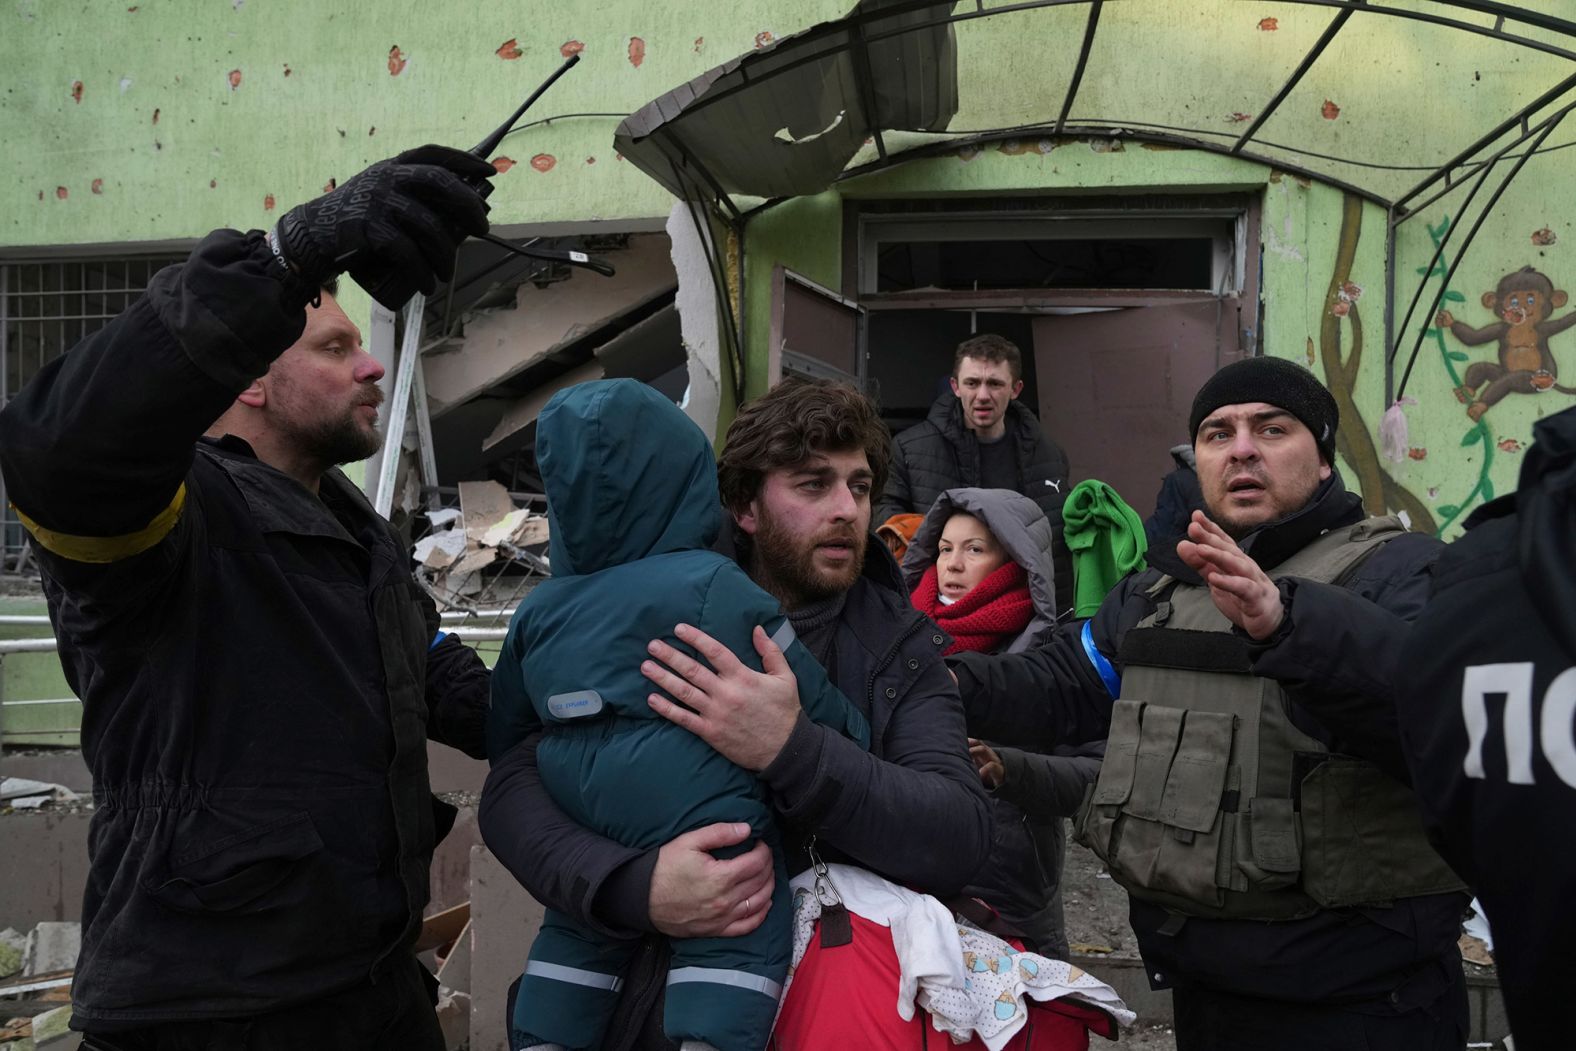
[1062,479,1148,617]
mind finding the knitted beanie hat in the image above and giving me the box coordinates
[1188,357,1338,463]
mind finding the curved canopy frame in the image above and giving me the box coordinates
[614,0,1576,401]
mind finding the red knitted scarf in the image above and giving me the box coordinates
[910,560,1034,655]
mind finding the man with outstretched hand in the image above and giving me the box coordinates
[0,146,496,1049]
[953,357,1470,1051]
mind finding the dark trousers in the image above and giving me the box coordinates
[80,955,443,1051]
[1172,971,1469,1051]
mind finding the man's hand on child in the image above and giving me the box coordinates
[643,623,800,772]
[649,823,775,939]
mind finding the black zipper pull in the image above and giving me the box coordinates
[808,836,853,949]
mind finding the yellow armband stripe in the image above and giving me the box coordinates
[12,484,187,564]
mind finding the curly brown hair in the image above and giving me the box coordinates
[718,378,892,514]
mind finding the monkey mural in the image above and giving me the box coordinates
[1437,266,1576,421]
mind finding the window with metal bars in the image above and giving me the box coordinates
[1,254,186,574]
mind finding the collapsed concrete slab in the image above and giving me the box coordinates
[423,235,678,419]
[20,925,77,979]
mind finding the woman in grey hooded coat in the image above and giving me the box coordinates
[903,487,1104,958]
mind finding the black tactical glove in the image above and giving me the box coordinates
[268,145,495,310]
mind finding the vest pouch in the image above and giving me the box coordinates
[1094,703,1238,909]
[1075,700,1141,862]
[1299,756,1467,908]
[1240,796,1301,890]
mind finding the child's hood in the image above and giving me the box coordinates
[536,379,723,576]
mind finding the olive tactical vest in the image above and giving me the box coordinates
[1074,516,1465,921]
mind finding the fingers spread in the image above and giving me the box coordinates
[648,692,705,734]
[675,623,746,676]
[642,660,705,710]
[646,637,723,696]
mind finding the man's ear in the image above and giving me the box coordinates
[235,379,266,409]
[1009,379,1024,400]
[949,376,962,398]
[734,499,760,537]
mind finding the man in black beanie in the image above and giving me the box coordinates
[951,356,1469,1050]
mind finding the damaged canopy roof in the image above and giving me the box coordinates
[613,0,1576,217]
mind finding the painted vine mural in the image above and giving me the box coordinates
[1318,193,1436,535]
[1319,197,1574,536]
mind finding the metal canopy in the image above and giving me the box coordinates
[612,0,1576,401]
[615,0,1576,212]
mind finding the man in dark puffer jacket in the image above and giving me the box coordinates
[876,334,1075,617]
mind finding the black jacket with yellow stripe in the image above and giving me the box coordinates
[0,230,489,1028]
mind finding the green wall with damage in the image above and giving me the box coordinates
[1,1,851,248]
[3,0,1573,544]
[741,129,1573,539]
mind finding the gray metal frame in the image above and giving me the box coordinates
[614,0,1576,414]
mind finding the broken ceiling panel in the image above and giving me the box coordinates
[483,360,605,452]
[423,234,678,416]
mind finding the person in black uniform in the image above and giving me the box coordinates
[1397,404,1576,1051]
[0,146,496,1049]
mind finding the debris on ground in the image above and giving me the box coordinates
[0,932,24,980]
[0,780,78,813]
[29,1002,73,1048]
[414,482,550,615]
[1460,933,1494,967]
[20,926,78,979]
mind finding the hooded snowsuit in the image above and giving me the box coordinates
[488,380,869,1051]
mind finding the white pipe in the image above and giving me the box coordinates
[441,627,508,641]
[0,615,51,626]
[0,638,57,654]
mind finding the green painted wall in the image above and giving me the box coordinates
[1389,157,1575,539]
[4,0,1572,548]
[0,598,75,747]
[0,1,848,248]
[742,132,1572,538]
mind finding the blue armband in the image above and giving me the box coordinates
[430,631,449,651]
[1081,621,1121,699]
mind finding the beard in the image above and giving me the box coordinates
[752,506,867,609]
[296,411,382,467]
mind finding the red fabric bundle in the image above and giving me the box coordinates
[771,912,1117,1050]
[910,560,1034,655]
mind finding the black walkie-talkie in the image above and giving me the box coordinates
[464,54,615,278]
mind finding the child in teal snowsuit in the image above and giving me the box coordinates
[489,379,870,1051]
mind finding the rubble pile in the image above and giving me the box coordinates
[413,480,551,609]
[0,921,79,1050]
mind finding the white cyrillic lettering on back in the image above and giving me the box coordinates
[1461,663,1535,782]
[1540,668,1576,789]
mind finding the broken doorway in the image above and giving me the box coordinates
[854,197,1258,516]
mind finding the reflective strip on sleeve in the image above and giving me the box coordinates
[1082,620,1122,700]
[666,966,783,1000]
[522,961,624,992]
[767,617,797,653]
[12,483,187,564]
